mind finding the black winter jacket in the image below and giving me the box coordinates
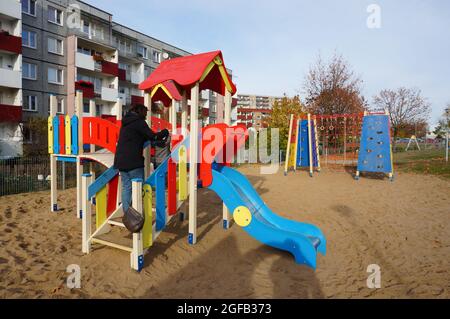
[114,111,157,171]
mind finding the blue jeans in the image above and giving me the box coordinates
[120,167,144,213]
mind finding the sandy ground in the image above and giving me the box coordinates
[0,166,449,298]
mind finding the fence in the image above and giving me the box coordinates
[0,156,77,196]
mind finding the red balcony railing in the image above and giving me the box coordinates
[101,60,119,77]
[0,31,22,55]
[75,81,95,99]
[118,68,126,81]
[131,95,144,106]
[0,104,22,122]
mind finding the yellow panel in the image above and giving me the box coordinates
[289,144,297,168]
[178,145,187,201]
[218,65,233,93]
[95,186,107,229]
[48,116,54,154]
[65,115,71,155]
[233,206,252,227]
[143,184,153,249]
[199,61,216,83]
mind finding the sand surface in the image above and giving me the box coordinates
[0,166,449,298]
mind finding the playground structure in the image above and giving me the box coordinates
[284,113,321,176]
[48,50,326,271]
[355,111,394,181]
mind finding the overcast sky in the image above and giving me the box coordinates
[84,0,450,127]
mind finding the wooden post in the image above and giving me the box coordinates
[82,173,92,254]
[144,93,152,176]
[75,91,84,218]
[181,91,188,137]
[188,83,199,245]
[314,117,321,172]
[49,95,58,212]
[284,114,294,175]
[171,99,177,132]
[293,119,300,172]
[131,178,144,271]
[222,90,232,229]
[307,113,313,177]
[116,98,123,207]
[88,100,96,185]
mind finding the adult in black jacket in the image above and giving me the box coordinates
[114,104,167,213]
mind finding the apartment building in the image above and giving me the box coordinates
[236,94,283,130]
[0,0,22,158]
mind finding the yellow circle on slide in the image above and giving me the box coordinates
[233,206,252,227]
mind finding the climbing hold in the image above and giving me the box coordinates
[233,206,252,227]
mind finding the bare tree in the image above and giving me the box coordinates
[303,53,366,114]
[373,87,431,146]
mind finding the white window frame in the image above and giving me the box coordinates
[152,50,161,63]
[48,67,64,85]
[22,0,36,17]
[22,30,37,49]
[82,20,90,35]
[48,6,64,26]
[137,46,148,59]
[48,37,64,56]
[56,97,64,114]
[23,95,38,112]
[23,62,37,80]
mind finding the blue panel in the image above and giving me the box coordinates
[88,166,119,199]
[357,115,392,174]
[52,117,60,154]
[297,120,309,167]
[56,156,77,163]
[71,116,79,155]
[155,170,166,231]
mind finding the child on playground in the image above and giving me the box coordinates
[153,128,171,169]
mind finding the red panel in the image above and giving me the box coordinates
[82,117,120,153]
[107,175,119,216]
[75,81,95,99]
[131,95,144,106]
[118,68,126,81]
[59,115,65,155]
[0,104,22,122]
[101,61,119,77]
[167,158,177,216]
[101,114,117,124]
[0,32,22,55]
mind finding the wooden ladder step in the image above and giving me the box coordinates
[91,238,133,252]
[107,219,126,228]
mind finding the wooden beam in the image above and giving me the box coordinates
[188,83,199,245]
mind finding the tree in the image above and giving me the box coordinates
[303,53,366,115]
[267,95,305,152]
[372,87,431,146]
[21,117,48,156]
[433,104,450,138]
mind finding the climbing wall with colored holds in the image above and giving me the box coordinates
[297,120,319,168]
[356,114,393,178]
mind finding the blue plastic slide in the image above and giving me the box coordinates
[207,164,326,269]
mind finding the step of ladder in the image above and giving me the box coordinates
[107,219,126,228]
[91,238,132,252]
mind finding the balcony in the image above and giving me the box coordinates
[0,31,21,55]
[0,0,21,20]
[0,68,21,89]
[131,95,144,106]
[101,60,119,77]
[101,87,118,102]
[76,52,95,71]
[75,80,95,99]
[0,104,22,122]
[118,93,131,105]
[118,68,126,81]
[131,72,144,85]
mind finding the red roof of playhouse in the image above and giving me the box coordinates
[139,50,237,96]
[150,80,182,107]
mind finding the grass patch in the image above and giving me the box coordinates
[394,149,450,179]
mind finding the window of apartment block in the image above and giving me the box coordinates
[48,96,64,114]
[48,6,63,26]
[83,102,90,114]
[137,46,148,59]
[23,95,38,111]
[152,50,161,63]
[22,0,36,16]
[22,30,37,49]
[23,62,37,80]
[48,67,63,85]
[48,37,63,55]
[82,20,90,35]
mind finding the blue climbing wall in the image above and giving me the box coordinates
[357,115,393,174]
[297,120,319,168]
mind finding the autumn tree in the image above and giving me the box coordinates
[372,87,431,146]
[433,104,450,138]
[267,95,305,152]
[303,53,366,115]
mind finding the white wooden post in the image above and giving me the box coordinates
[284,114,294,175]
[75,91,84,218]
[307,113,313,177]
[82,173,92,254]
[222,90,232,229]
[50,95,58,212]
[144,93,152,176]
[116,98,123,207]
[171,99,177,132]
[131,178,144,271]
[88,100,96,183]
[181,91,188,137]
[188,83,199,244]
